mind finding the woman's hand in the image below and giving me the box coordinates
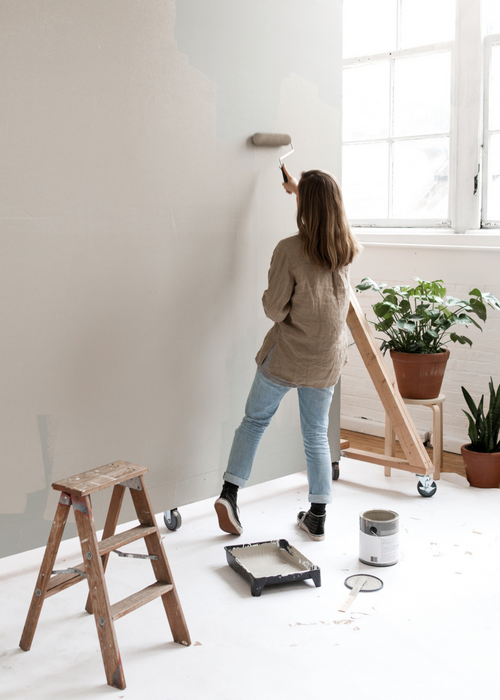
[282,165,298,195]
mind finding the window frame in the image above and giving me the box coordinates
[342,0,500,233]
[343,40,454,228]
[481,33,500,228]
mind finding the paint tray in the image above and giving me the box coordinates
[224,539,321,597]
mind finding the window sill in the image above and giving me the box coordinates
[353,228,500,250]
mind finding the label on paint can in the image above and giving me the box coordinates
[359,530,399,566]
[359,509,399,567]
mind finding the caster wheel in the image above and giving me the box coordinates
[417,481,437,498]
[163,509,182,531]
[332,462,340,481]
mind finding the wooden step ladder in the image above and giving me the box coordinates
[19,460,191,690]
[342,288,435,478]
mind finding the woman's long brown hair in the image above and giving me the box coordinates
[297,170,361,271]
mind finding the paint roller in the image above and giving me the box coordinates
[252,133,294,182]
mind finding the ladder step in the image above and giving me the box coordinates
[46,565,87,597]
[46,525,158,598]
[98,524,158,556]
[110,582,173,621]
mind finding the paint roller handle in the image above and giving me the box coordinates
[281,165,298,195]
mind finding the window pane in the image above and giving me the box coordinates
[343,63,390,141]
[392,138,449,219]
[343,0,397,58]
[343,143,389,219]
[486,134,500,221]
[489,44,500,131]
[485,0,500,36]
[400,0,455,49]
[393,52,451,137]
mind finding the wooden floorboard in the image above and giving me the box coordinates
[340,429,466,478]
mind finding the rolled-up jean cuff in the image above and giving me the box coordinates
[308,494,332,505]
[223,472,248,489]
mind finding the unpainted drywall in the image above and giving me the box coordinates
[0,0,342,556]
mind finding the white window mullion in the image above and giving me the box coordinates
[482,37,492,225]
[482,35,500,226]
[388,54,395,218]
[343,41,453,67]
[451,0,483,232]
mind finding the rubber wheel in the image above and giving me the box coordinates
[332,462,340,481]
[417,481,437,498]
[163,509,182,531]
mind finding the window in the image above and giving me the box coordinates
[483,0,500,225]
[342,0,500,231]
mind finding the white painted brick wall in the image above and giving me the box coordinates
[341,238,500,454]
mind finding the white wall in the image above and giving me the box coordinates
[342,231,500,455]
[0,0,343,556]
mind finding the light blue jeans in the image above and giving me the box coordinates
[224,370,335,503]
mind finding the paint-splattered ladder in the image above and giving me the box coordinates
[19,460,191,690]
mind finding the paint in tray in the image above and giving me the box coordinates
[224,539,321,597]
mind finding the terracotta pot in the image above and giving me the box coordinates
[461,445,500,488]
[390,349,450,400]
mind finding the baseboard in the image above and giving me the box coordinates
[439,436,464,455]
[340,415,387,439]
[340,415,462,455]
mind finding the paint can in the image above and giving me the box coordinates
[359,509,399,567]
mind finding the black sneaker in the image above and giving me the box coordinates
[214,489,243,535]
[297,510,326,541]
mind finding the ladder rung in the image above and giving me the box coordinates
[46,525,158,598]
[110,581,173,621]
[46,566,87,597]
[98,525,158,556]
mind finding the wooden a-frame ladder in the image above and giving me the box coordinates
[340,288,435,478]
[19,461,191,690]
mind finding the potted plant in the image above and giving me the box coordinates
[355,277,500,399]
[461,378,500,487]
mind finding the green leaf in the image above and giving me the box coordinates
[445,296,468,307]
[450,333,473,346]
[476,396,485,429]
[463,411,479,445]
[423,329,439,340]
[436,318,452,331]
[399,299,411,314]
[375,318,394,332]
[373,301,399,318]
[462,386,479,419]
[468,298,487,321]
[382,293,400,306]
[424,308,441,321]
[482,292,500,310]
[395,319,416,332]
[355,278,376,292]
[488,378,500,444]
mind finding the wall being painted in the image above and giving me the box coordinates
[0,0,342,556]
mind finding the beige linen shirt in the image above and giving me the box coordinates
[255,234,351,388]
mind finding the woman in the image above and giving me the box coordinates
[215,167,361,540]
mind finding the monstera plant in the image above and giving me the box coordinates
[355,277,500,399]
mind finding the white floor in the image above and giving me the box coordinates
[1,458,498,700]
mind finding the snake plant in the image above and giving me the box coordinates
[462,378,500,453]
